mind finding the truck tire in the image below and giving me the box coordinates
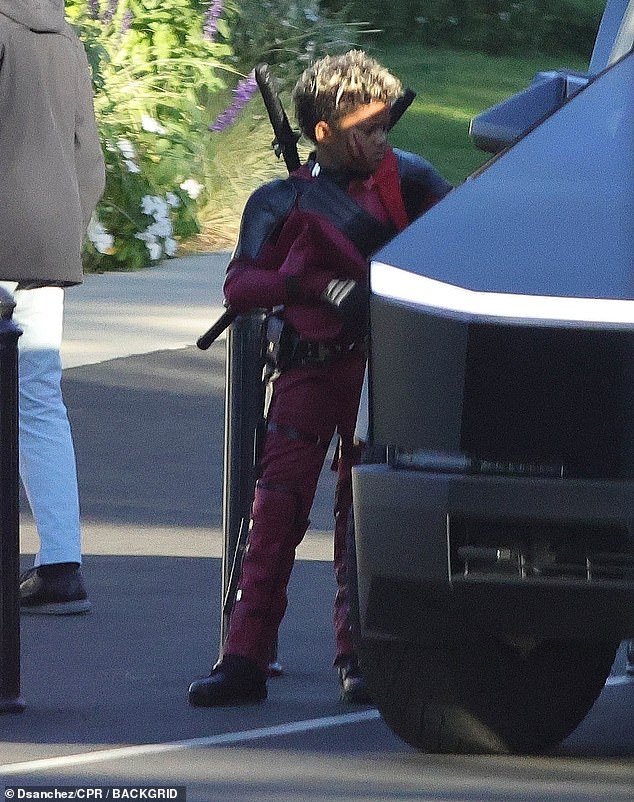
[358,635,618,754]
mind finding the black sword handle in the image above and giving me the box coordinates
[196,307,237,350]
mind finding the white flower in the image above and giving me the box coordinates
[164,237,178,257]
[166,192,181,208]
[87,217,115,255]
[141,195,155,216]
[141,195,158,216]
[124,159,141,174]
[303,6,319,22]
[141,114,167,135]
[141,195,168,218]
[147,241,163,260]
[147,218,173,239]
[135,231,162,260]
[117,138,136,159]
[154,202,169,219]
[180,178,204,200]
[135,193,177,261]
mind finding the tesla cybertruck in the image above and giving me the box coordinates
[352,0,634,754]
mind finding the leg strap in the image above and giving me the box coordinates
[267,421,330,450]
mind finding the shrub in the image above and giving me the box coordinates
[322,0,605,57]
[224,0,366,86]
[70,0,365,267]
[68,0,237,270]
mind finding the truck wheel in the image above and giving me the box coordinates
[358,635,618,754]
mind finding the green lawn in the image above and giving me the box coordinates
[368,44,590,185]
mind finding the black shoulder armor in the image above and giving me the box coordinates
[233,178,299,261]
[393,148,453,221]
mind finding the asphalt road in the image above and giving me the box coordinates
[0,256,632,799]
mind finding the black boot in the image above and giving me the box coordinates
[188,654,267,707]
[336,654,372,704]
[20,563,91,615]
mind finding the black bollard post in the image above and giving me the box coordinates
[219,312,283,675]
[220,313,266,648]
[0,287,25,713]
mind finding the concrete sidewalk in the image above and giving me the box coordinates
[61,251,231,369]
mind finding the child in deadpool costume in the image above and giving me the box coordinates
[188,50,451,706]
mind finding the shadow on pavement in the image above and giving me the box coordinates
[8,554,338,748]
[64,344,226,528]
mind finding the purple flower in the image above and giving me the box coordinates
[102,0,118,23]
[209,70,258,132]
[203,0,224,41]
[120,8,133,34]
[88,0,100,20]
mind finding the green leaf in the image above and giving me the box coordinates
[152,24,178,59]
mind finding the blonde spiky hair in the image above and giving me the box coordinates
[292,50,403,143]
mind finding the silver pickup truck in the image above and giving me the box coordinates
[352,0,634,754]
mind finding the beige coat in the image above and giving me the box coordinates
[0,0,105,285]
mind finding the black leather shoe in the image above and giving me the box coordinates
[336,654,372,704]
[20,566,91,615]
[188,655,267,707]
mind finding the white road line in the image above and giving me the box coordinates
[0,709,381,776]
[3,676,631,775]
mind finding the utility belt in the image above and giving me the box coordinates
[263,312,365,375]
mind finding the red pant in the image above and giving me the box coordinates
[223,349,366,671]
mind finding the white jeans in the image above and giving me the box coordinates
[0,283,82,566]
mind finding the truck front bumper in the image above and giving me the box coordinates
[352,464,634,644]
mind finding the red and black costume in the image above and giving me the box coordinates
[221,147,451,672]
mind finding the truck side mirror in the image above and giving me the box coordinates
[469,71,588,154]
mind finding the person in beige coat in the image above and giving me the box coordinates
[0,0,105,613]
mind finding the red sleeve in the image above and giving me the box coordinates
[223,211,310,312]
[224,257,290,312]
[224,211,354,312]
